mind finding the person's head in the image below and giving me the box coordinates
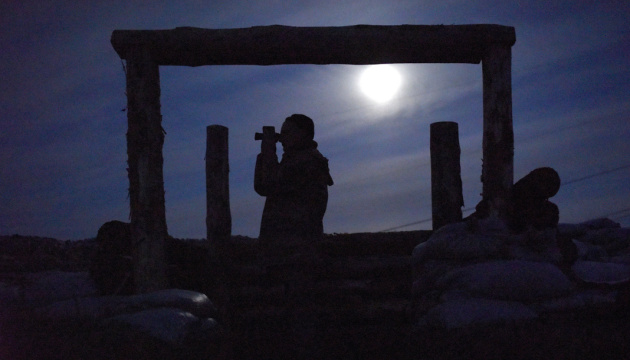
[280,114,315,150]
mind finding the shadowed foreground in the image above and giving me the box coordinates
[2,232,630,359]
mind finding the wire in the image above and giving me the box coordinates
[562,164,630,186]
[379,207,475,232]
[379,164,630,232]
[379,217,431,232]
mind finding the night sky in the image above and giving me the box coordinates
[1,1,629,240]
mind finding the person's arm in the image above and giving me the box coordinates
[255,127,283,196]
[254,151,280,196]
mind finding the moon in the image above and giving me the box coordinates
[359,65,402,103]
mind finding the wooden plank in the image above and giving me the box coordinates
[111,24,515,66]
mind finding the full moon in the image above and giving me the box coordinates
[359,65,402,103]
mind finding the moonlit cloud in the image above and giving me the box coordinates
[0,1,628,239]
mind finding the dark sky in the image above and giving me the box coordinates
[1,0,629,239]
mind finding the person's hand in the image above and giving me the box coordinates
[261,136,276,155]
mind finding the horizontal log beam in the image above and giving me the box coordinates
[111,24,515,66]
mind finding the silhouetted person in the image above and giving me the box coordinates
[255,114,334,245]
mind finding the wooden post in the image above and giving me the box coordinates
[430,122,463,230]
[206,125,231,258]
[482,44,514,221]
[125,45,168,293]
[110,23,517,249]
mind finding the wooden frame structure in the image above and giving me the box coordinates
[111,24,516,292]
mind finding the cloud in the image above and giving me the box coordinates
[326,151,432,231]
[147,58,491,237]
[2,0,628,238]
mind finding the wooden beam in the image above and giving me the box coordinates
[481,44,514,220]
[125,45,168,293]
[111,25,515,66]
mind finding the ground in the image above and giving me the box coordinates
[2,232,630,359]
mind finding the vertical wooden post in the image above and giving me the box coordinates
[206,125,231,258]
[482,44,514,220]
[430,122,463,230]
[125,46,168,293]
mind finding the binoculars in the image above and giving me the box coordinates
[254,126,281,142]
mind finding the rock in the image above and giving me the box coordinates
[435,260,574,302]
[419,298,537,329]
